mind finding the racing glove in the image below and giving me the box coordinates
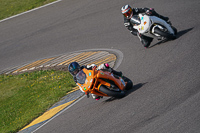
[145,8,154,16]
[145,10,152,15]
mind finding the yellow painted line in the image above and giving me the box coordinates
[20,99,76,131]
[78,52,110,66]
[13,57,55,73]
[63,51,101,65]
[89,54,116,66]
[47,53,80,66]
[58,52,95,66]
[27,57,55,69]
[13,60,41,73]
[58,52,88,65]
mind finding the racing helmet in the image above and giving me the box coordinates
[68,62,81,76]
[121,5,133,19]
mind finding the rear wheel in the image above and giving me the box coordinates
[99,85,125,98]
[154,27,176,40]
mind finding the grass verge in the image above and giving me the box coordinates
[0,0,56,20]
[0,70,76,133]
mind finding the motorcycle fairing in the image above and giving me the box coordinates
[96,71,126,91]
[76,68,126,96]
[132,14,175,38]
[132,14,151,34]
[149,16,174,34]
[76,69,94,92]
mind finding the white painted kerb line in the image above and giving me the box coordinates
[0,0,62,23]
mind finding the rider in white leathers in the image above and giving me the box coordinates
[121,4,170,48]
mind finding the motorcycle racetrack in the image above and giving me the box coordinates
[0,0,200,132]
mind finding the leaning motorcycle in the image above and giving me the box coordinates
[130,13,177,41]
[76,66,133,98]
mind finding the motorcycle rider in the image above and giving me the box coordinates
[68,62,122,100]
[121,4,170,48]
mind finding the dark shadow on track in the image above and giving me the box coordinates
[176,27,194,38]
[125,82,147,96]
[148,28,194,48]
[103,83,147,102]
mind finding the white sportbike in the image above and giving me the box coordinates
[130,13,177,40]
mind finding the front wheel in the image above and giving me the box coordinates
[154,27,176,40]
[99,85,125,98]
[171,26,177,35]
[122,76,133,90]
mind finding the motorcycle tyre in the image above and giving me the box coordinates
[154,27,176,40]
[122,76,133,90]
[171,26,177,35]
[99,85,125,98]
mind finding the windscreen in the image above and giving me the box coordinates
[130,15,141,25]
[76,70,86,84]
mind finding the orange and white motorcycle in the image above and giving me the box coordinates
[76,66,133,98]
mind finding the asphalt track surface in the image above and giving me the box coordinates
[0,0,200,132]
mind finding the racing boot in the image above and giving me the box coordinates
[138,33,153,48]
[91,94,103,100]
[112,69,123,77]
[103,63,123,77]
[96,96,103,100]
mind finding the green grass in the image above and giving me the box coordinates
[0,70,76,133]
[0,0,56,20]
